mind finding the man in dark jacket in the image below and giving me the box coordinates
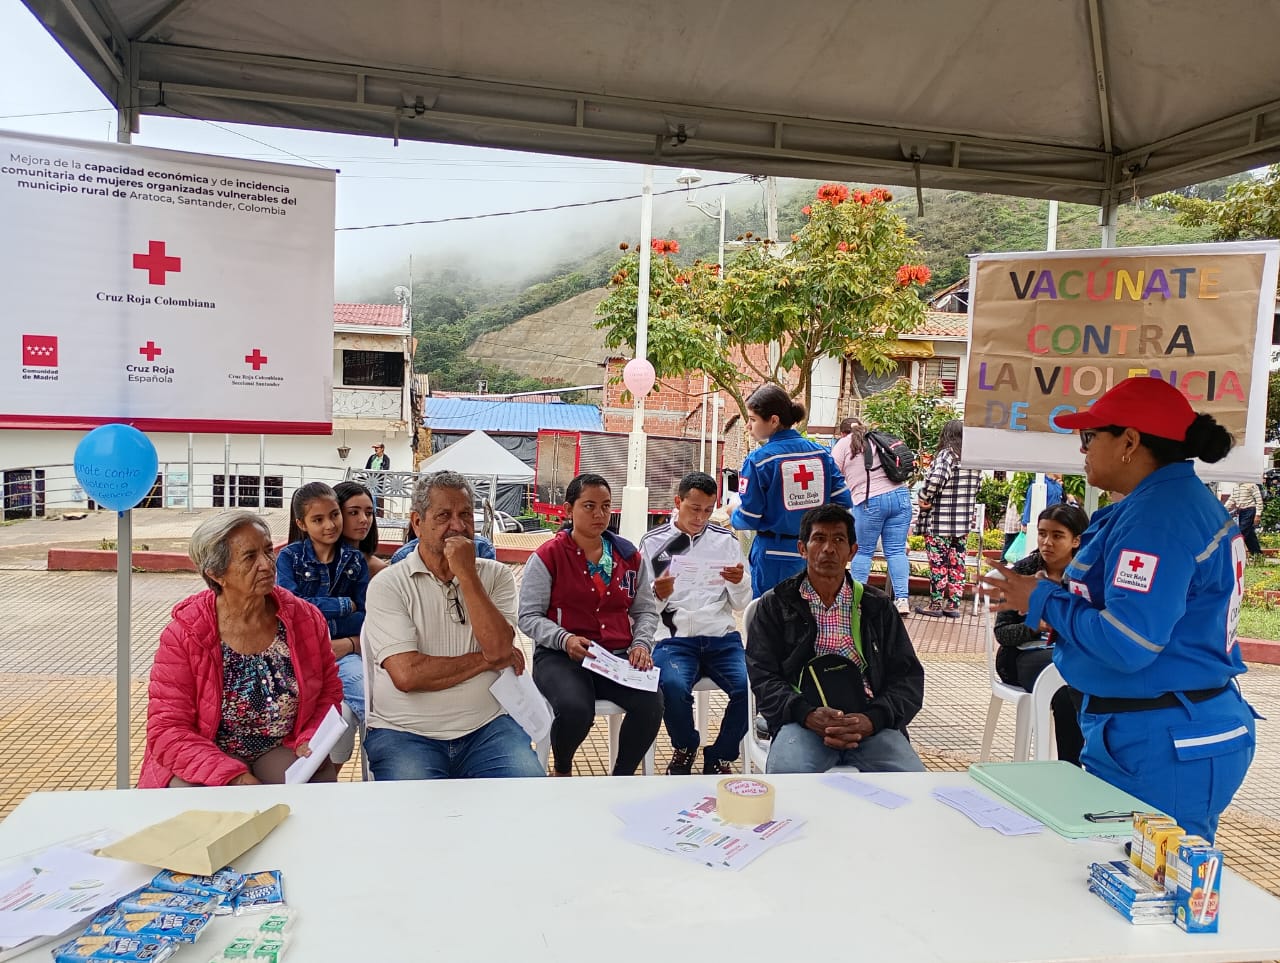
[747,504,926,773]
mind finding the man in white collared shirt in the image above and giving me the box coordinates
[362,471,545,780]
[641,472,752,775]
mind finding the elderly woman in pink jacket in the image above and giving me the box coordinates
[139,510,343,788]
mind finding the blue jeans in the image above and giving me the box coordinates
[653,632,749,762]
[850,487,912,600]
[364,715,546,780]
[765,723,925,773]
[336,653,364,723]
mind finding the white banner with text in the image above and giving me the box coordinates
[0,129,335,434]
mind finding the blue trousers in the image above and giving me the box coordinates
[336,653,364,723]
[1079,686,1257,840]
[652,632,749,762]
[364,715,546,780]
[850,487,912,600]
[748,534,805,598]
[765,723,926,773]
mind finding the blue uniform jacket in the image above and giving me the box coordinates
[276,538,370,638]
[1026,461,1247,699]
[1021,476,1065,525]
[730,429,852,538]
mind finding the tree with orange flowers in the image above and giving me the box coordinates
[596,184,930,422]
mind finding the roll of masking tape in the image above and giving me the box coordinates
[716,777,776,825]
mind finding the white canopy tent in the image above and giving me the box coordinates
[418,430,535,527]
[21,0,1280,209]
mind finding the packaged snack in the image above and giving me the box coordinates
[232,871,285,915]
[1139,816,1180,878]
[1174,842,1223,933]
[1164,834,1211,894]
[250,937,287,962]
[1087,882,1174,925]
[81,906,124,937]
[208,936,257,961]
[106,910,212,944]
[248,909,297,938]
[1088,861,1176,904]
[1129,813,1161,868]
[119,889,224,916]
[151,868,245,901]
[51,934,179,961]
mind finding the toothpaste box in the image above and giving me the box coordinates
[1174,842,1222,933]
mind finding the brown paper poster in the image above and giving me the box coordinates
[966,251,1265,441]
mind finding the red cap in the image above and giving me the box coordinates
[1053,376,1195,440]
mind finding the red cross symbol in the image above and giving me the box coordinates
[138,341,162,361]
[1127,555,1145,573]
[244,349,269,370]
[793,463,815,489]
[132,241,182,285]
[1237,559,1246,592]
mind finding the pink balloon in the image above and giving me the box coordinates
[622,358,656,398]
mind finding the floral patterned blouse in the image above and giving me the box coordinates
[216,621,300,761]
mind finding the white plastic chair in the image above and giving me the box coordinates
[355,626,374,781]
[980,602,1033,762]
[1031,662,1067,761]
[740,599,771,774]
[693,676,719,747]
[534,701,657,776]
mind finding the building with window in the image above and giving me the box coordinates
[0,302,416,517]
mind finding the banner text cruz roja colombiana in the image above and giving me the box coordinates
[966,251,1265,439]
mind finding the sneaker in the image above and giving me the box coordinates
[703,752,733,775]
[667,746,696,776]
[894,598,910,615]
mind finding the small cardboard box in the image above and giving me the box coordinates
[1174,843,1222,933]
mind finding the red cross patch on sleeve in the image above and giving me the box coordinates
[1112,550,1159,593]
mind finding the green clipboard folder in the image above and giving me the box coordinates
[968,761,1163,838]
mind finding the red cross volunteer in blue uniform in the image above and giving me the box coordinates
[730,384,852,597]
[982,377,1258,839]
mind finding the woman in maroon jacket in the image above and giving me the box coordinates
[139,510,343,788]
[518,474,662,776]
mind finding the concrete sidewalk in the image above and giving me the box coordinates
[0,566,1276,903]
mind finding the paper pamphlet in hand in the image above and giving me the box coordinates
[0,847,153,951]
[667,554,737,591]
[583,643,660,691]
[283,705,349,784]
[490,667,553,743]
[98,806,290,875]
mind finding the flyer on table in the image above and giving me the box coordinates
[0,129,336,434]
[962,241,1280,481]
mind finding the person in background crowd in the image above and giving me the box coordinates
[1021,473,1064,530]
[390,515,497,566]
[518,473,662,776]
[993,504,1090,765]
[983,376,1258,839]
[365,443,391,471]
[1000,490,1023,556]
[335,480,386,576]
[915,420,982,618]
[361,472,543,780]
[140,510,342,787]
[746,505,925,774]
[277,482,370,721]
[1225,478,1265,558]
[832,417,913,615]
[641,472,751,775]
[731,384,852,597]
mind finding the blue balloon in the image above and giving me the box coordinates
[73,424,159,512]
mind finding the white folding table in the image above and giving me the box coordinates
[3,772,1280,962]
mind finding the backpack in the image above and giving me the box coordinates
[864,430,916,485]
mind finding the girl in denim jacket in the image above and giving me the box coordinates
[277,482,371,721]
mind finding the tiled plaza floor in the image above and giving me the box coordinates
[0,565,1277,904]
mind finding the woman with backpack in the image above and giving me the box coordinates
[832,417,913,615]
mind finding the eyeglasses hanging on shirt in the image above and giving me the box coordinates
[444,581,466,625]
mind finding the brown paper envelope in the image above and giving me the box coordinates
[97,805,290,874]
